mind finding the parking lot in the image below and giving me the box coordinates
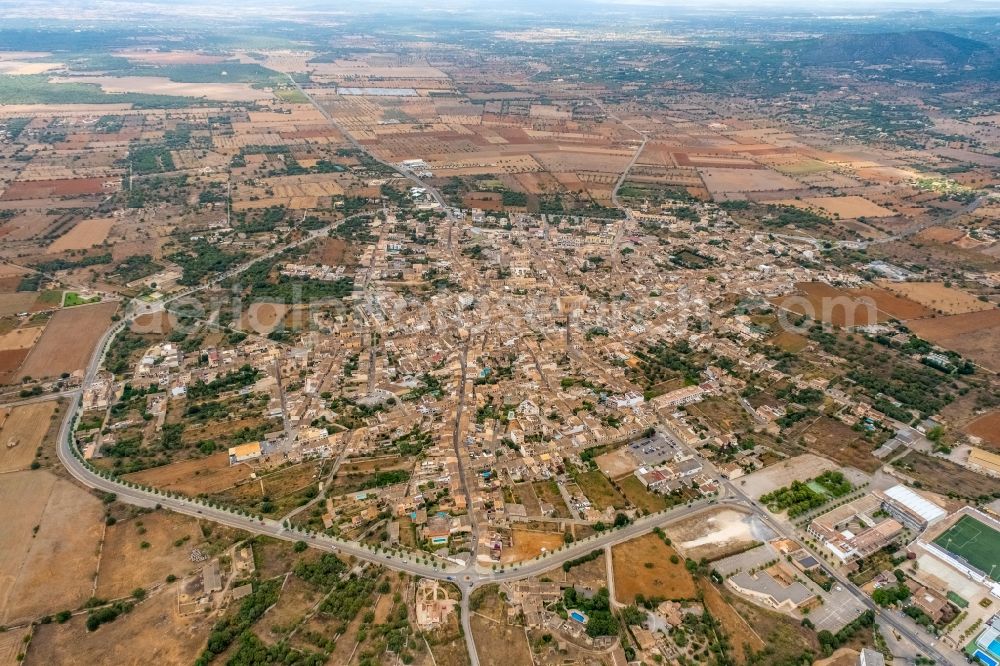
[628,432,682,467]
[809,584,867,632]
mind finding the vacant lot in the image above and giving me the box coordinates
[618,475,668,513]
[470,586,533,666]
[575,470,627,511]
[502,528,564,564]
[700,579,765,663]
[907,309,1000,372]
[256,575,323,645]
[46,218,116,253]
[739,454,839,500]
[96,511,203,598]
[25,586,213,666]
[17,301,118,381]
[666,507,772,562]
[531,480,570,518]
[790,415,882,473]
[0,470,103,624]
[123,452,252,495]
[612,533,696,602]
[880,281,993,316]
[594,447,637,478]
[894,451,1000,500]
[0,400,57,472]
[966,410,1000,448]
[770,330,809,353]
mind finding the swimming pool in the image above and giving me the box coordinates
[991,639,1000,657]
[975,649,999,666]
[569,611,586,623]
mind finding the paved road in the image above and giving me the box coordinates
[723,481,955,665]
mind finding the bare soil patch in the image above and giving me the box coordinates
[666,507,769,562]
[96,511,203,599]
[46,218,115,253]
[907,309,1000,372]
[966,410,1000,449]
[0,400,58,472]
[700,579,765,663]
[893,451,1000,500]
[0,470,103,624]
[772,282,883,327]
[612,533,697,602]
[0,625,30,663]
[0,326,43,352]
[0,178,110,200]
[880,281,993,316]
[502,528,564,564]
[16,301,118,381]
[0,293,39,316]
[25,587,213,666]
[846,286,931,321]
[123,452,252,495]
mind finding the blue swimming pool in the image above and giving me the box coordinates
[991,639,1000,656]
[569,611,586,623]
[975,649,999,666]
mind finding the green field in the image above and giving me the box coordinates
[64,292,101,307]
[934,515,1000,579]
[574,470,627,511]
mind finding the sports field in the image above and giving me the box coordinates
[933,515,1000,579]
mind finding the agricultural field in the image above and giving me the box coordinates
[15,301,118,381]
[0,470,103,625]
[0,626,31,665]
[847,286,931,321]
[777,195,896,219]
[0,400,57,472]
[907,309,1000,372]
[95,511,204,599]
[611,533,697,602]
[880,281,994,315]
[45,218,116,253]
[772,282,883,327]
[966,410,1000,448]
[699,167,802,195]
